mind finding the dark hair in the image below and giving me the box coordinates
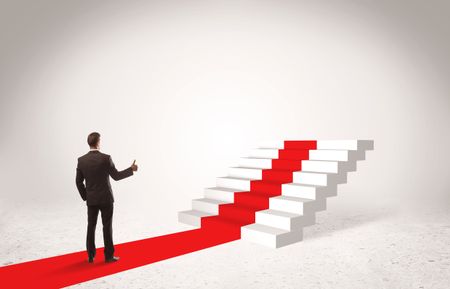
[87,132,100,147]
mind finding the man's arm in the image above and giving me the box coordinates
[76,167,87,201]
[108,156,134,181]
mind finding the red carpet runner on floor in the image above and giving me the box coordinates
[0,141,316,288]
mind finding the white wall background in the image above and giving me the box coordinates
[0,0,449,239]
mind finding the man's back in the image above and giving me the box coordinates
[76,132,137,263]
[76,151,133,206]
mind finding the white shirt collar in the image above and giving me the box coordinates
[89,148,100,152]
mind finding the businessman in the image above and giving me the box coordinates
[76,132,138,263]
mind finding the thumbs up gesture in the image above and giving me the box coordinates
[131,160,138,172]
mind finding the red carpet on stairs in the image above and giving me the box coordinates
[201,140,316,235]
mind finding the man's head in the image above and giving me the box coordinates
[87,132,101,149]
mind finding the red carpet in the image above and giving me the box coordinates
[0,226,241,289]
[0,141,316,288]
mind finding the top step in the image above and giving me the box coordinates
[258,140,374,151]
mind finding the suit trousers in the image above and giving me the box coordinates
[86,203,114,259]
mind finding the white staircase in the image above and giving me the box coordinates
[179,140,373,248]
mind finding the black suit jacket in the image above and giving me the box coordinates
[76,151,133,206]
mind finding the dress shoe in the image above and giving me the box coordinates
[88,256,95,263]
[105,256,120,263]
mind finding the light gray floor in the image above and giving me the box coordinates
[1,201,449,289]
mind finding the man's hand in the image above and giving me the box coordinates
[131,159,138,172]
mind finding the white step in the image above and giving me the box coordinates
[248,148,279,159]
[255,209,315,231]
[310,149,366,162]
[258,140,284,149]
[317,140,374,151]
[216,176,252,191]
[178,210,213,227]
[301,160,340,173]
[204,187,237,202]
[257,140,374,151]
[238,157,272,169]
[241,223,303,248]
[292,171,346,186]
[248,147,368,162]
[282,183,337,199]
[301,158,363,176]
[228,167,263,179]
[192,198,230,214]
[269,195,326,214]
[309,150,350,161]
